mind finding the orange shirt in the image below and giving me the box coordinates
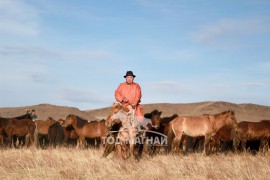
[115,82,142,107]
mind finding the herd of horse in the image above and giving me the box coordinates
[0,103,270,161]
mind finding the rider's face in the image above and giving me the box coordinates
[126,76,134,84]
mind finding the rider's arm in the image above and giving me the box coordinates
[115,83,125,103]
[131,83,142,106]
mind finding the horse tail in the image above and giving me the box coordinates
[231,128,239,152]
[34,123,39,148]
[166,122,175,154]
[56,125,65,147]
[48,125,53,147]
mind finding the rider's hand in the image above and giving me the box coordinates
[130,103,136,109]
[122,97,129,103]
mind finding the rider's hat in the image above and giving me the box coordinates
[124,71,136,78]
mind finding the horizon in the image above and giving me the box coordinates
[1,100,269,111]
[1,0,270,110]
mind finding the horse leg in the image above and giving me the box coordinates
[203,135,211,155]
[172,133,182,154]
[259,138,267,154]
[129,143,136,161]
[113,143,122,159]
[79,137,86,149]
[181,135,187,155]
[121,142,128,160]
[241,140,247,152]
[102,135,116,157]
[113,134,122,158]
[12,135,18,148]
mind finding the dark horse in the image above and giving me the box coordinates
[0,112,35,148]
[236,120,270,153]
[135,109,162,158]
[63,114,107,148]
[210,125,237,152]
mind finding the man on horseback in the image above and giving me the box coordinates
[102,71,144,159]
[115,71,144,123]
[30,109,38,121]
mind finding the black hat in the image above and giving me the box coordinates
[124,71,136,78]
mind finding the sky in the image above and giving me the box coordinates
[0,0,270,110]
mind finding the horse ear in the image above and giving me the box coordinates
[159,111,162,115]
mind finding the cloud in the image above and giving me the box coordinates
[60,88,111,104]
[241,82,268,88]
[0,59,50,85]
[145,81,191,94]
[193,18,270,46]
[0,0,39,36]
[0,45,113,60]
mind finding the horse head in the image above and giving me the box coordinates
[47,117,56,125]
[150,109,162,129]
[223,110,238,130]
[105,102,131,129]
[64,114,76,128]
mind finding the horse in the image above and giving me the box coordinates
[167,110,237,155]
[63,114,107,149]
[105,102,138,161]
[210,125,237,152]
[34,117,56,148]
[48,119,65,148]
[135,109,162,158]
[160,114,179,136]
[236,120,270,153]
[159,113,204,154]
[0,112,33,147]
[0,116,36,148]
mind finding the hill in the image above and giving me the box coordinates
[0,104,97,121]
[0,101,269,122]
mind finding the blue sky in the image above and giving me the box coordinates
[0,0,270,110]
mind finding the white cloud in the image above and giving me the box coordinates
[0,0,39,36]
[193,18,270,45]
[241,82,268,88]
[0,45,113,60]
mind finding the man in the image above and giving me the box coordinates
[30,109,38,120]
[115,71,144,119]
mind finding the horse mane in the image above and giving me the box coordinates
[161,114,179,123]
[110,102,129,115]
[214,110,235,117]
[76,116,88,128]
[144,109,162,119]
[144,113,152,119]
[151,109,162,116]
[0,117,9,125]
[14,113,32,120]
[47,117,55,121]
[66,114,88,128]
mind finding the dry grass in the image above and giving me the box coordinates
[0,148,270,180]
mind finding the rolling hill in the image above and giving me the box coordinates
[0,101,269,122]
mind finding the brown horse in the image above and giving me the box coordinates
[236,120,270,153]
[34,117,56,148]
[0,117,36,148]
[210,125,237,152]
[135,109,163,158]
[167,110,237,155]
[0,113,33,147]
[63,114,107,148]
[105,102,138,161]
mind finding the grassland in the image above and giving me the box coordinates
[0,147,269,180]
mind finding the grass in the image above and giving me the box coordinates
[0,147,269,180]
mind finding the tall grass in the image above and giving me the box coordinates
[0,147,269,180]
